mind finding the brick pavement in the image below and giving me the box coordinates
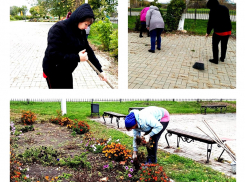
[128,33,236,89]
[10,21,118,89]
[92,113,236,178]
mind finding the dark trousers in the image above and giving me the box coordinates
[212,33,230,61]
[150,28,164,50]
[46,73,73,89]
[146,121,169,163]
[140,22,149,37]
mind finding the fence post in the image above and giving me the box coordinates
[27,99,29,104]
[61,98,67,115]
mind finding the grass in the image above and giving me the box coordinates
[128,15,236,36]
[128,7,236,14]
[10,101,236,182]
[184,19,236,36]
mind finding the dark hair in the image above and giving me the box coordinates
[80,17,94,24]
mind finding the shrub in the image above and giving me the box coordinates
[49,110,62,124]
[72,120,90,134]
[109,29,118,58]
[21,110,37,125]
[163,0,186,31]
[138,163,170,182]
[59,117,73,126]
[94,18,113,51]
[134,15,141,31]
[102,142,132,161]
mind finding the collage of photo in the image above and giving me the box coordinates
[2,0,243,181]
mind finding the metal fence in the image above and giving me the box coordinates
[10,98,236,103]
[184,9,236,22]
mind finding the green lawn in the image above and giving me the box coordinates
[184,19,236,36]
[128,15,236,36]
[128,7,236,15]
[10,101,236,182]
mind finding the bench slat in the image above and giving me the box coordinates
[167,128,216,144]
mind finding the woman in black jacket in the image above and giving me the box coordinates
[42,4,107,89]
[206,0,232,64]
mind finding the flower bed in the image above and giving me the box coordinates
[10,114,171,181]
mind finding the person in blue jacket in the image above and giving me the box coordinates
[125,106,170,164]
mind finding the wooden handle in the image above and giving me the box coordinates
[86,60,114,89]
[225,144,236,156]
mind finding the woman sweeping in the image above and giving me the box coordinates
[42,4,107,89]
[125,106,170,164]
[146,5,164,53]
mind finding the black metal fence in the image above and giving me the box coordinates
[10,98,236,103]
[184,9,236,22]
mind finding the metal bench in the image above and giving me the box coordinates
[165,128,226,163]
[128,107,145,113]
[102,112,126,128]
[200,105,227,114]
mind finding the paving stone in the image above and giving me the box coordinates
[10,21,118,89]
[128,33,236,89]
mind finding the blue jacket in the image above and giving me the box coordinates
[131,106,164,151]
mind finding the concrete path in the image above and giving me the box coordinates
[128,33,236,89]
[10,21,118,89]
[92,113,236,178]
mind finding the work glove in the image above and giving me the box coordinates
[144,134,151,143]
[133,151,137,159]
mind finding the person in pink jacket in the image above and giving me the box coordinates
[139,7,150,38]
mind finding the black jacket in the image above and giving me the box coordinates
[206,0,232,35]
[42,4,102,76]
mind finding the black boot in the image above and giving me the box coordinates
[139,35,143,38]
[148,49,155,53]
[157,47,161,50]
[209,59,218,64]
[220,57,224,62]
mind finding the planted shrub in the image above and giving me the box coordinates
[95,18,113,51]
[21,110,37,125]
[134,15,141,31]
[109,29,118,58]
[102,142,132,161]
[59,117,73,126]
[163,0,186,31]
[72,120,90,134]
[49,110,62,124]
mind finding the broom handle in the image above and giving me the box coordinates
[86,60,114,89]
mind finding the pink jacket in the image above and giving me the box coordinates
[140,7,150,22]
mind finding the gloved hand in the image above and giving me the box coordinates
[144,134,151,143]
[133,151,137,159]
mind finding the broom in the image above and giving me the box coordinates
[79,50,114,89]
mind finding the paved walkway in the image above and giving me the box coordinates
[10,21,118,89]
[92,113,236,178]
[128,33,236,89]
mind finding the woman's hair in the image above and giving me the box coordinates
[81,17,94,24]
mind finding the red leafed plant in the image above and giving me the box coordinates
[138,163,170,182]
[21,110,36,125]
[73,120,90,134]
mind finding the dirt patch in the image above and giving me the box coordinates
[11,122,139,181]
